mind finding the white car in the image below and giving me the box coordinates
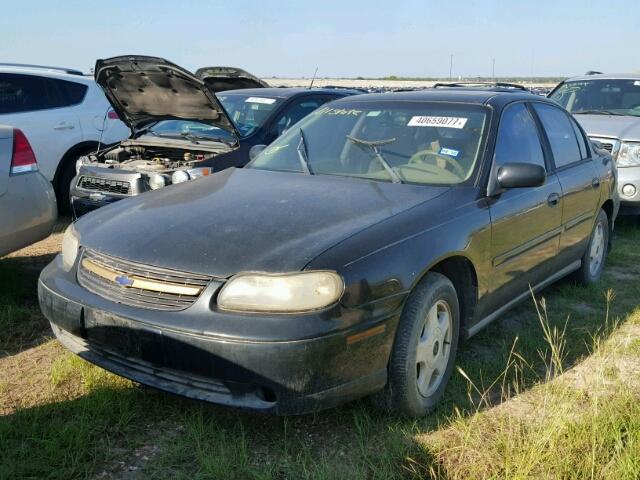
[0,63,130,211]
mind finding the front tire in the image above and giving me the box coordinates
[575,209,609,285]
[381,272,460,417]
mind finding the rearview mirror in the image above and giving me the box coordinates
[249,144,267,161]
[497,163,546,189]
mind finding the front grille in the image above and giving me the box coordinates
[78,249,213,311]
[77,176,131,195]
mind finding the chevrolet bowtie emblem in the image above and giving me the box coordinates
[115,275,134,287]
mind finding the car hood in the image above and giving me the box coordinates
[94,55,238,136]
[573,114,640,142]
[195,66,269,92]
[76,168,448,277]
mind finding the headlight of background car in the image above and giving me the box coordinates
[217,271,344,313]
[61,224,80,271]
[617,142,640,167]
[75,155,89,174]
[148,173,167,190]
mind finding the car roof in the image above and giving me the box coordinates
[326,88,546,107]
[563,73,640,82]
[219,87,360,98]
[0,63,94,83]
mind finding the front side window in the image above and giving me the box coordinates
[217,93,284,137]
[249,101,489,186]
[494,103,545,168]
[533,103,582,168]
[273,97,329,137]
[550,79,640,117]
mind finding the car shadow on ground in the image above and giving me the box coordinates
[2,219,639,478]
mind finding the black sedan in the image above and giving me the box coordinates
[39,87,618,416]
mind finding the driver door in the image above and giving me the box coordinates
[484,102,563,314]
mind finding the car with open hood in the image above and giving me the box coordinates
[39,87,618,416]
[70,55,358,217]
[549,73,640,214]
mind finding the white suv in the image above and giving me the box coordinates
[0,63,130,211]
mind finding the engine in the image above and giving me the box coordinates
[98,145,215,173]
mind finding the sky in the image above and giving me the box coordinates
[1,0,638,78]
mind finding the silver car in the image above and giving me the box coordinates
[549,73,640,214]
[0,125,57,256]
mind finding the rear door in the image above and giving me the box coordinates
[531,102,600,261]
[486,102,563,313]
[0,73,83,181]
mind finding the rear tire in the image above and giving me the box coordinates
[575,209,609,285]
[375,272,460,417]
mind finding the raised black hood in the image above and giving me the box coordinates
[76,168,448,278]
[195,66,269,92]
[95,55,238,134]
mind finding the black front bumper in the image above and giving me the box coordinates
[38,257,398,414]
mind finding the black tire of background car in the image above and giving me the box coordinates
[374,272,460,417]
[575,209,609,285]
[55,149,92,215]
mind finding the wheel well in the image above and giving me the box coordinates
[52,141,100,191]
[428,256,478,336]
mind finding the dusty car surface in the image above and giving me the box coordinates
[0,125,57,256]
[71,55,357,217]
[549,73,640,214]
[39,87,618,416]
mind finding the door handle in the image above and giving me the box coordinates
[53,123,75,130]
[547,193,560,206]
[592,178,601,188]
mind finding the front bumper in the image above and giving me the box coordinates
[38,256,398,414]
[616,166,640,214]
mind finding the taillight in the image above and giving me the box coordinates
[107,109,119,120]
[10,128,38,175]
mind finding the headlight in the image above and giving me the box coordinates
[148,173,167,190]
[75,156,89,174]
[61,224,80,271]
[171,170,190,184]
[618,142,640,167]
[217,271,344,313]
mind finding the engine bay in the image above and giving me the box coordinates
[84,144,217,174]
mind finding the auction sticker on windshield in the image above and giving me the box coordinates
[245,97,277,104]
[407,116,468,129]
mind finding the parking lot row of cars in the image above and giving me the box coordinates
[0,56,635,416]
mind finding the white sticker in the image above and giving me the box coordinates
[634,81,640,86]
[367,110,381,117]
[407,116,468,129]
[440,147,460,157]
[245,97,276,105]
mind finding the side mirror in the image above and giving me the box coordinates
[497,163,546,189]
[249,144,267,161]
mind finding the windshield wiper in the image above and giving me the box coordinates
[346,135,402,184]
[297,128,313,175]
[573,109,626,116]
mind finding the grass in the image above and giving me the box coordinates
[1,219,640,478]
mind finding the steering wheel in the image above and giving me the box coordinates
[408,149,466,178]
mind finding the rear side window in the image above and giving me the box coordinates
[532,103,582,168]
[494,103,545,168]
[569,116,589,159]
[0,73,87,114]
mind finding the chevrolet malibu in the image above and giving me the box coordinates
[39,87,618,416]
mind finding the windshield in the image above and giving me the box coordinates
[550,79,640,117]
[146,120,236,142]
[217,93,284,137]
[248,101,488,186]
